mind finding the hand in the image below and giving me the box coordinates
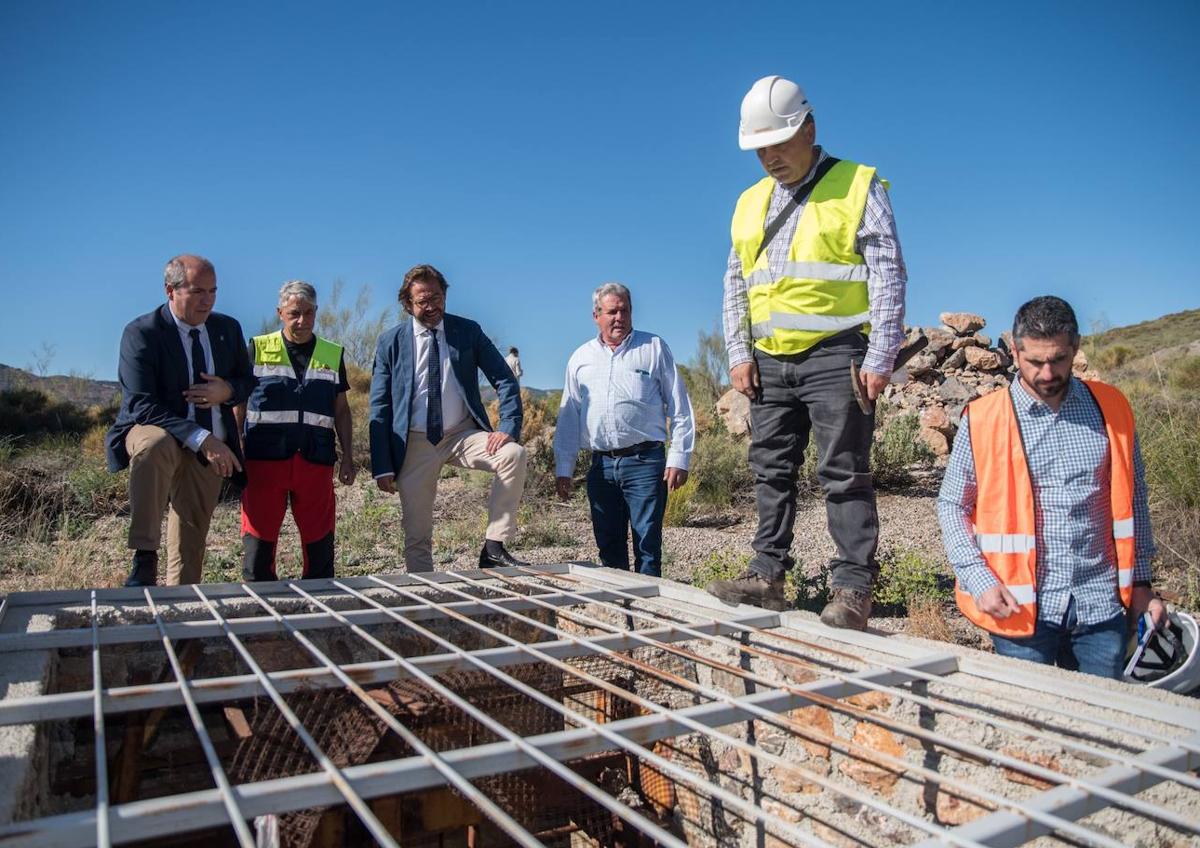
[376,474,397,494]
[857,367,890,402]
[337,460,357,486]
[199,435,242,478]
[977,584,1023,619]
[184,373,233,409]
[486,431,513,454]
[730,362,760,401]
[555,476,573,501]
[1131,585,1169,631]
[664,467,689,491]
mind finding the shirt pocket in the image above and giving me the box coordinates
[613,367,657,404]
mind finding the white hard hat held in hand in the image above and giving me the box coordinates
[738,75,813,151]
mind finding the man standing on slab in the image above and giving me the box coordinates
[106,254,253,586]
[369,264,528,572]
[706,76,908,629]
[553,283,694,578]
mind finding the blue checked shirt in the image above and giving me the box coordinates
[937,377,1155,626]
[722,146,908,375]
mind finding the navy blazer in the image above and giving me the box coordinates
[106,304,254,472]
[369,313,522,478]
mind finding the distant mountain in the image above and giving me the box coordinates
[0,364,120,408]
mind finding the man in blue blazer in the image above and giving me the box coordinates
[106,255,254,586]
[369,264,528,571]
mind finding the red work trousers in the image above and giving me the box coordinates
[241,455,336,579]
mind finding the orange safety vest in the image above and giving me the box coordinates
[955,380,1137,637]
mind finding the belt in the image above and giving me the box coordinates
[594,441,663,458]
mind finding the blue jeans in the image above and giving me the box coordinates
[990,597,1127,679]
[586,446,667,577]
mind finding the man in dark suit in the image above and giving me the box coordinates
[106,254,253,586]
[369,263,527,572]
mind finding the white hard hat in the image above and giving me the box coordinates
[1123,610,1200,695]
[738,75,813,151]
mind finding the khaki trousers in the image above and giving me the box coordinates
[398,424,527,572]
[126,424,224,585]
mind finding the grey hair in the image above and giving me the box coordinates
[1012,295,1080,348]
[592,282,632,312]
[164,254,214,289]
[278,280,317,309]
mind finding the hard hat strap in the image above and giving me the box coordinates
[755,156,841,262]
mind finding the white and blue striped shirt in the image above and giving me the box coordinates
[938,377,1155,626]
[553,330,695,477]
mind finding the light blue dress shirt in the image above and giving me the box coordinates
[553,330,695,477]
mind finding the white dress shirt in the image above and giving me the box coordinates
[553,329,695,477]
[409,319,469,434]
[169,311,226,450]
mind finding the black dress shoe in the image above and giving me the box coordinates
[478,542,529,569]
[124,551,159,587]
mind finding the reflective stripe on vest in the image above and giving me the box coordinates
[955,380,1139,637]
[244,332,344,465]
[731,160,877,356]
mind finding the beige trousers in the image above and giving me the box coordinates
[125,424,223,585]
[398,424,528,572]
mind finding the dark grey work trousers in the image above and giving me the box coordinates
[747,333,879,591]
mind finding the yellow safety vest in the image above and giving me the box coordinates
[731,159,877,356]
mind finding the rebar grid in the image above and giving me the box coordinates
[0,565,1194,848]
[417,569,1177,848]
[514,568,1200,837]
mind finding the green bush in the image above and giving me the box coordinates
[872,411,934,488]
[1093,344,1135,372]
[0,388,92,439]
[1169,356,1200,393]
[662,475,698,527]
[873,547,951,611]
[689,425,753,508]
[690,549,750,589]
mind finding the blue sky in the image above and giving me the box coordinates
[2,1,1197,390]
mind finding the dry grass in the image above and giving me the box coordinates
[905,597,955,643]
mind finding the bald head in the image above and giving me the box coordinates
[164,254,218,325]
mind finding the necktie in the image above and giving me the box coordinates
[189,329,213,432]
[426,329,443,444]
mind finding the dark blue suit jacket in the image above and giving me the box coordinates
[369,313,522,478]
[106,305,254,472]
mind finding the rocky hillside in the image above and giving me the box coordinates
[0,364,120,409]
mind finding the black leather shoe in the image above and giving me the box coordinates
[478,542,529,569]
[124,551,159,588]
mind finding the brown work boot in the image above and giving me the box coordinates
[820,587,872,630]
[706,570,789,612]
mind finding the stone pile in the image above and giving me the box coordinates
[885,311,1092,461]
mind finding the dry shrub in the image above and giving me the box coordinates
[906,597,954,643]
[1093,344,1135,372]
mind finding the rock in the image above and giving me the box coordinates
[919,427,950,459]
[845,691,893,712]
[716,388,751,437]
[905,350,939,377]
[837,721,906,795]
[933,789,988,825]
[770,761,823,795]
[951,335,984,350]
[942,348,967,370]
[919,404,954,436]
[788,705,834,759]
[924,327,957,356]
[938,376,974,406]
[1072,348,1089,375]
[998,331,1014,355]
[1000,748,1060,789]
[963,346,1003,371]
[940,311,986,335]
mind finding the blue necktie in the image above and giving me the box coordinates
[426,330,443,444]
[189,329,212,432]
